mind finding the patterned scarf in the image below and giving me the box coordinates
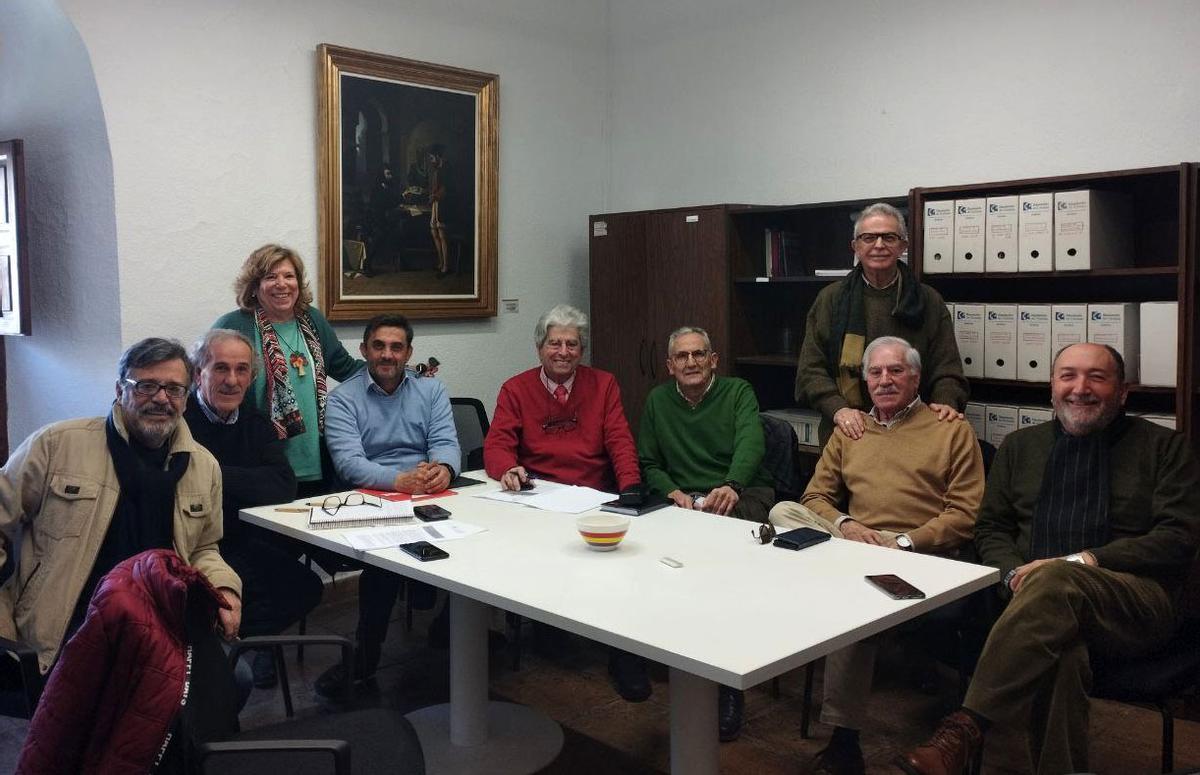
[824,261,925,408]
[254,305,328,439]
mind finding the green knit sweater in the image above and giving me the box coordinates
[795,278,967,446]
[637,376,773,496]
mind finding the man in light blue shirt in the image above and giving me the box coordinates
[316,313,461,697]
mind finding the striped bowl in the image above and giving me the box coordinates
[576,514,631,551]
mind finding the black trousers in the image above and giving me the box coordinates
[222,528,324,638]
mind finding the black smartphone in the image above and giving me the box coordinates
[413,504,451,521]
[773,527,832,551]
[400,541,449,561]
[865,574,926,600]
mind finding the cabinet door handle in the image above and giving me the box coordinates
[649,341,658,379]
[637,339,647,377]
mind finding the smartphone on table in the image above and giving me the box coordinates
[414,504,451,522]
[400,541,449,561]
[865,574,925,600]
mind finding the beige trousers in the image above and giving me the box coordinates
[768,500,907,729]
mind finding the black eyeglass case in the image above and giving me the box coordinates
[772,527,832,551]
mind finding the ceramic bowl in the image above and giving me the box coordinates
[575,514,631,551]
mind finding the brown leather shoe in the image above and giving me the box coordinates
[897,710,983,775]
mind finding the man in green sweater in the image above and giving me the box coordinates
[900,343,1200,775]
[638,326,775,521]
[609,326,774,740]
[770,336,984,775]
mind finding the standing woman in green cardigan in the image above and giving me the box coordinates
[213,244,363,496]
[795,203,968,447]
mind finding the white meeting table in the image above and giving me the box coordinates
[242,475,997,775]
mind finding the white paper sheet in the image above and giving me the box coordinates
[471,480,615,514]
[342,520,487,551]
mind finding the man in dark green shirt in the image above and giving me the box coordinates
[900,343,1200,775]
[609,326,775,741]
[638,326,775,522]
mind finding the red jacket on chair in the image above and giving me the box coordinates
[16,549,229,774]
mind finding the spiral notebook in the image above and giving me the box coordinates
[308,501,415,529]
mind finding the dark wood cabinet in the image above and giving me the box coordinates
[589,206,734,432]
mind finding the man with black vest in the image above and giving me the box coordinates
[184,328,323,688]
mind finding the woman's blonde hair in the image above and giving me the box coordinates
[233,243,314,313]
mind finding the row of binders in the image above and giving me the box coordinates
[924,189,1132,274]
[965,402,1176,448]
[947,301,1177,386]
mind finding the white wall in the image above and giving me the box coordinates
[49,0,609,429]
[607,0,1200,210]
[9,0,1200,445]
[0,0,123,445]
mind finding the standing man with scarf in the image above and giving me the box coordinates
[899,343,1200,775]
[0,338,241,687]
[794,202,967,446]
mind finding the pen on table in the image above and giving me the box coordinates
[274,506,311,513]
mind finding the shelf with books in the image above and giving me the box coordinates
[728,195,907,419]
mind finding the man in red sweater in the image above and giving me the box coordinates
[485,303,641,494]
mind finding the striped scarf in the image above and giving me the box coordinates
[254,306,328,439]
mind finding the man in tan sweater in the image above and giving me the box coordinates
[770,336,984,775]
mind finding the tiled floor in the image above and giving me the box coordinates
[3,573,1199,773]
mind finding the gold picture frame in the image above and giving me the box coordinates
[317,44,498,320]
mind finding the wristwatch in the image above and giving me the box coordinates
[1065,553,1087,564]
[1002,568,1018,590]
[895,534,914,551]
[722,480,744,495]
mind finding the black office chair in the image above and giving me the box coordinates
[450,397,489,473]
[1089,559,1200,774]
[0,535,43,719]
[198,636,426,774]
[0,635,43,719]
[759,413,808,502]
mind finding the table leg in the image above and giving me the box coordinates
[669,667,719,775]
[405,592,563,774]
[450,592,489,745]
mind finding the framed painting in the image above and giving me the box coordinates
[317,44,498,320]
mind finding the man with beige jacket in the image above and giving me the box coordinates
[0,338,241,687]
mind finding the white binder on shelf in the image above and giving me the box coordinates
[1051,304,1088,354]
[1017,304,1052,382]
[985,195,1019,272]
[964,402,986,440]
[1138,301,1177,387]
[953,303,985,378]
[953,198,986,273]
[922,201,955,274]
[1018,193,1054,272]
[984,304,1018,380]
[1087,303,1140,383]
[985,404,1019,448]
[1018,406,1054,430]
[1053,190,1133,271]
